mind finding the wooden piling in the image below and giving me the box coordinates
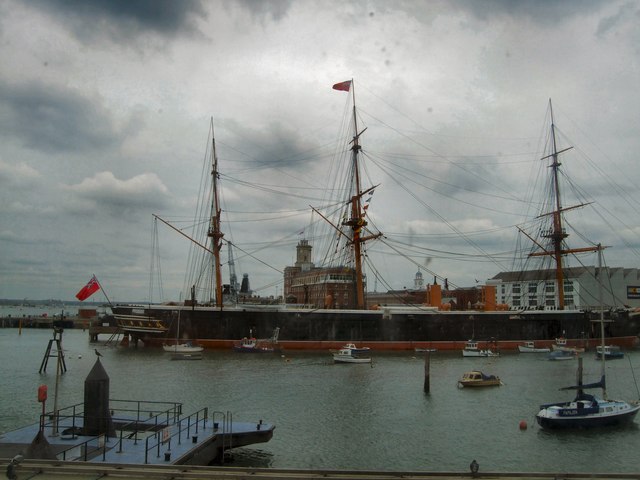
[423,351,430,393]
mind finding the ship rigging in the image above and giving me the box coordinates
[517,99,600,310]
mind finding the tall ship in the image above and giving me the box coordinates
[111,87,640,351]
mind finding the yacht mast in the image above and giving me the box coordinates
[207,118,224,308]
[597,243,607,399]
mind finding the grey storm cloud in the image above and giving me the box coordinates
[0,80,123,153]
[233,0,293,22]
[31,0,207,41]
[63,171,172,216]
[222,119,326,173]
[454,0,607,23]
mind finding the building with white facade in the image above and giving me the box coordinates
[489,266,640,310]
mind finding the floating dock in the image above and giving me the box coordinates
[0,358,274,468]
[0,403,274,466]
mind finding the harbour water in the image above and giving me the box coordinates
[1,328,640,474]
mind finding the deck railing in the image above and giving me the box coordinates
[143,407,209,464]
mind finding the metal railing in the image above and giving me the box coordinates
[40,399,184,461]
[143,407,209,464]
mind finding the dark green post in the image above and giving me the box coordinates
[423,351,430,393]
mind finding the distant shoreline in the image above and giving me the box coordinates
[0,314,93,329]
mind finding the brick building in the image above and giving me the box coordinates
[283,239,358,308]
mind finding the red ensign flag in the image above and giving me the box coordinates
[332,80,351,92]
[76,275,100,301]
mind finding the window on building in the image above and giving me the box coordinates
[529,298,537,307]
[513,299,521,307]
[528,283,537,294]
[545,282,554,293]
[564,281,574,293]
[513,284,521,294]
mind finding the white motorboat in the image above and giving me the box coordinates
[332,343,371,364]
[552,337,585,353]
[518,341,550,353]
[462,340,499,357]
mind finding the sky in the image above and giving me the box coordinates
[1,0,639,303]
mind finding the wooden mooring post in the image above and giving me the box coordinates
[423,351,430,393]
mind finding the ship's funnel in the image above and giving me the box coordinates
[83,358,115,437]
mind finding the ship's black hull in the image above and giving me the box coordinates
[110,304,640,350]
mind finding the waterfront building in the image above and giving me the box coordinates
[283,239,357,308]
[489,266,640,310]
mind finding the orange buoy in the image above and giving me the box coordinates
[519,420,528,430]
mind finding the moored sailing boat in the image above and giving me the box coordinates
[163,291,203,356]
[536,246,640,428]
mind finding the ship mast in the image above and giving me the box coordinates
[527,100,598,309]
[207,118,224,308]
[339,81,381,309]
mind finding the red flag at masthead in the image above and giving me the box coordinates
[332,80,352,92]
[75,275,100,301]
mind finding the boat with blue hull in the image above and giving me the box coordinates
[536,247,640,429]
[536,374,640,429]
[596,345,624,360]
[548,350,576,361]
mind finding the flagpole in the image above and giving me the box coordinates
[93,275,113,306]
[350,77,355,113]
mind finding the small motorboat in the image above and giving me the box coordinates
[462,340,499,357]
[332,343,371,364]
[596,345,624,360]
[548,350,576,361]
[457,371,502,388]
[414,347,437,353]
[233,328,281,353]
[339,343,370,354]
[518,341,550,353]
[552,337,584,353]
